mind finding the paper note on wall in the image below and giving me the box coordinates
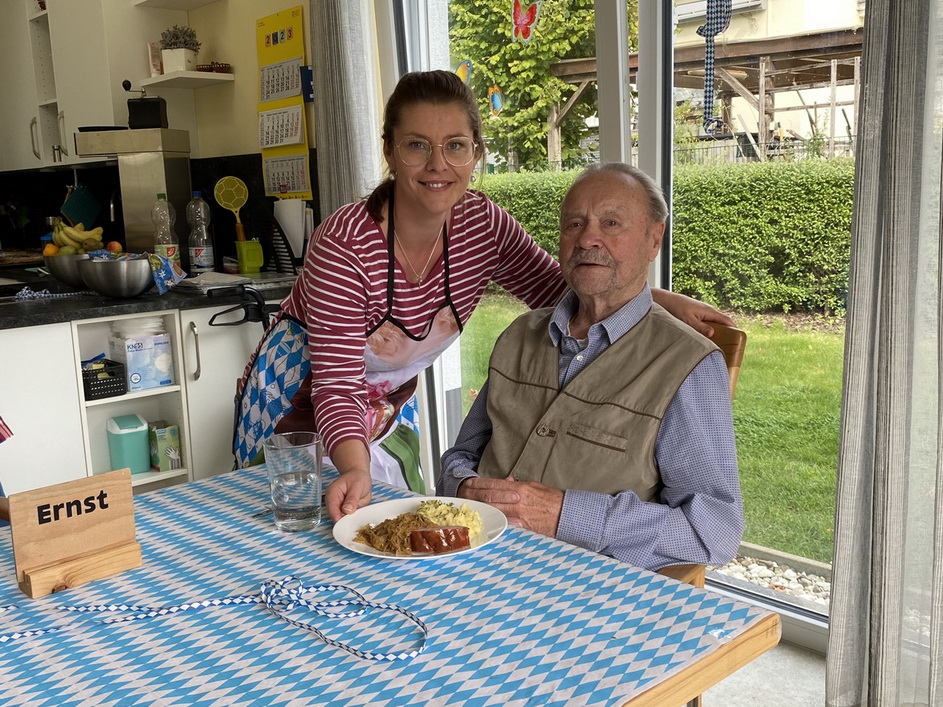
[257,6,312,200]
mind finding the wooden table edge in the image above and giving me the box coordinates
[619,611,782,707]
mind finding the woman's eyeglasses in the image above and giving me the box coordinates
[395,137,479,167]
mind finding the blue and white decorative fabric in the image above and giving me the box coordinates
[234,317,309,467]
[696,0,732,133]
[0,468,776,706]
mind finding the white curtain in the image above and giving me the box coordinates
[827,1,943,705]
[309,0,383,218]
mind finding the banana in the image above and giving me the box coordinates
[85,226,104,238]
[59,224,86,249]
[52,221,66,247]
[74,223,85,232]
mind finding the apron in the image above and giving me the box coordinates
[233,207,462,492]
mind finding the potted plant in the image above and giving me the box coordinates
[159,25,201,73]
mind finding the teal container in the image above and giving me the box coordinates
[106,414,151,474]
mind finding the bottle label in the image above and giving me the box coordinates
[155,244,180,263]
[190,246,215,273]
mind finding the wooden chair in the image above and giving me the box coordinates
[655,323,747,707]
[707,323,747,399]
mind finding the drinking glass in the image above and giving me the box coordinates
[263,431,322,532]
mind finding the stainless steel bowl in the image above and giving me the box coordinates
[44,254,90,288]
[78,258,155,298]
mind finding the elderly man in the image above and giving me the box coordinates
[438,163,742,572]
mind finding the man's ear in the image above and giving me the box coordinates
[648,221,666,262]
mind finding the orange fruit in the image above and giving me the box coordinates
[43,243,60,256]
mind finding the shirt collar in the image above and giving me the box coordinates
[548,284,654,346]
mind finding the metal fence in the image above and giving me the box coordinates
[673,135,857,165]
[484,135,856,173]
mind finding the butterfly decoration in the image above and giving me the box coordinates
[488,85,505,116]
[511,0,542,43]
[455,60,472,85]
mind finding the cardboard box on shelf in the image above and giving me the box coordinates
[148,420,181,472]
[108,332,175,392]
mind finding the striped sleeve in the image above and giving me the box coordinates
[283,204,378,456]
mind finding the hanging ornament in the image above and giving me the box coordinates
[696,0,732,134]
[511,0,542,43]
[488,85,505,116]
[455,60,472,85]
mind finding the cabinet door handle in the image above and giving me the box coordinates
[57,111,69,156]
[30,117,41,160]
[189,321,202,381]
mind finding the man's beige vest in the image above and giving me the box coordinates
[478,303,717,500]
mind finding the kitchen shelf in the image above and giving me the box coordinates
[85,385,183,407]
[133,0,215,8]
[141,71,234,90]
[129,467,190,487]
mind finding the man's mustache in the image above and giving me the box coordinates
[566,249,611,268]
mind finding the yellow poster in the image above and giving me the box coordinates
[256,5,312,200]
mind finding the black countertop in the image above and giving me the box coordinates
[0,267,294,330]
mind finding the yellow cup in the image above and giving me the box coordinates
[235,240,264,274]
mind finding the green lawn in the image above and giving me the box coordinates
[459,294,843,565]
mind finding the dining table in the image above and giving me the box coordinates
[0,466,780,706]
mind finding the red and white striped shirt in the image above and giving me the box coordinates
[280,190,567,456]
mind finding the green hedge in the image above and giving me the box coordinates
[479,159,854,314]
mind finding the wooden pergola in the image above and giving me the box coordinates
[548,27,864,165]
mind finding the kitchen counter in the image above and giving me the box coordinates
[0,267,295,330]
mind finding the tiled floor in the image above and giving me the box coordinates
[703,640,826,706]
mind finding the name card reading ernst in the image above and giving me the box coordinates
[9,469,138,588]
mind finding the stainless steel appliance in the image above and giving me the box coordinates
[74,129,191,258]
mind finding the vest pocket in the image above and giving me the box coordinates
[565,423,627,452]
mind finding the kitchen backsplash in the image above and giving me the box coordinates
[0,149,320,270]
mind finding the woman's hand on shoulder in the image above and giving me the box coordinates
[325,469,372,522]
[652,288,735,337]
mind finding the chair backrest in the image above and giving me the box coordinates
[707,323,747,398]
[655,324,747,592]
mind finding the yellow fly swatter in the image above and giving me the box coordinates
[213,176,249,242]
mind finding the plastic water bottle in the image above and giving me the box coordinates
[151,193,179,264]
[186,191,215,275]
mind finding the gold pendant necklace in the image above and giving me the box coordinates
[393,224,443,283]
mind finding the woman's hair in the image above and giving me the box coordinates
[366,70,484,222]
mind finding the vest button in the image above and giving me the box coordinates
[536,424,550,436]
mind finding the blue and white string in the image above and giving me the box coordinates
[0,576,427,661]
[696,0,732,133]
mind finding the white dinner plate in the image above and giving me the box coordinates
[332,496,508,560]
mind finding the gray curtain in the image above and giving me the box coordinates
[310,0,382,218]
[826,1,943,705]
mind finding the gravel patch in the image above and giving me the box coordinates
[712,554,831,611]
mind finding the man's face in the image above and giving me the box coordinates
[559,171,665,308]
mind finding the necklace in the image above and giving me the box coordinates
[393,224,443,283]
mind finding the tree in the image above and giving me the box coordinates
[448,1,638,171]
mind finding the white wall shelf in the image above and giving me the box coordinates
[133,0,216,9]
[141,71,234,90]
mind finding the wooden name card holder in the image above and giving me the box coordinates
[8,468,142,599]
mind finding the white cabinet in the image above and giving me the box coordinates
[181,305,266,480]
[0,323,86,494]
[72,310,193,491]
[0,1,47,170]
[0,0,199,171]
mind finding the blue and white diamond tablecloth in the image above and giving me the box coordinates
[0,468,777,706]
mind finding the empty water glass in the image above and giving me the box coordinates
[263,431,322,532]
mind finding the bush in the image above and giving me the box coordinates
[672,159,854,314]
[479,159,854,314]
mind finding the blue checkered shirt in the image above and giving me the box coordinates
[439,285,743,571]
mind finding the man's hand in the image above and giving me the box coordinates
[652,288,735,338]
[325,469,371,522]
[458,476,564,538]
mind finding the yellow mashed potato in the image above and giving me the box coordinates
[416,500,483,538]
